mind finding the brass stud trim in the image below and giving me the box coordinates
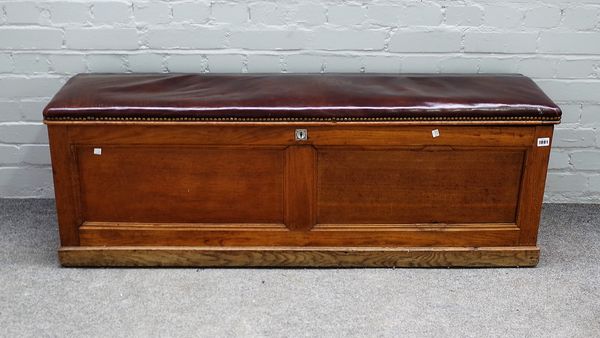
[44,115,562,122]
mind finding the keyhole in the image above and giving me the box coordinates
[295,129,308,141]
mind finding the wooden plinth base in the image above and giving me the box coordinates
[59,246,540,268]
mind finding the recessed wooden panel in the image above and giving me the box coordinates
[76,146,284,224]
[318,148,525,224]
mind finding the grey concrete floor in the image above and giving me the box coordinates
[0,199,599,337]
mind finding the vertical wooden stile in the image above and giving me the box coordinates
[284,145,317,231]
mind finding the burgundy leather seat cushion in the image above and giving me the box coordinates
[43,73,561,121]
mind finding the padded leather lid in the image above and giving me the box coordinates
[43,73,561,123]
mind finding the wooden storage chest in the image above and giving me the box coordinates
[44,74,561,267]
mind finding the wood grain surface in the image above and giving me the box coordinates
[59,246,540,268]
[76,145,284,223]
[78,224,519,247]
[284,145,317,230]
[317,148,524,224]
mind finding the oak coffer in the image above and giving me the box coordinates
[44,74,561,267]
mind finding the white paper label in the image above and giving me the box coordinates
[93,148,102,155]
[431,129,440,138]
[537,138,550,147]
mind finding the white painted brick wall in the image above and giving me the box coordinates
[525,6,562,29]
[133,2,171,25]
[172,3,210,23]
[445,6,483,27]
[65,28,139,49]
[390,31,462,52]
[146,29,225,49]
[0,0,599,202]
[166,54,206,72]
[212,3,248,24]
[92,2,131,24]
[328,5,366,26]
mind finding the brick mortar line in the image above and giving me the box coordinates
[5,49,600,57]
[3,72,598,82]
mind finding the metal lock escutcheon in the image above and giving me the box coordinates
[295,129,308,141]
